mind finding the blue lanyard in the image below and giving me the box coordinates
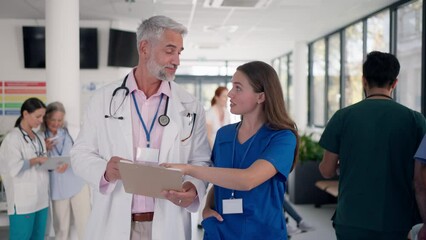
[45,130,67,156]
[131,92,164,148]
[229,122,259,198]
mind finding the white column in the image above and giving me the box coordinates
[45,0,80,138]
[291,42,308,132]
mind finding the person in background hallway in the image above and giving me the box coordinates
[319,51,426,240]
[163,61,299,239]
[0,98,49,240]
[206,86,231,147]
[283,198,314,235]
[42,102,91,240]
[70,15,211,240]
[196,86,231,227]
[414,135,426,240]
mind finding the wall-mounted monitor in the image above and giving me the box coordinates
[22,26,99,69]
[79,28,98,69]
[107,29,138,68]
[23,26,45,68]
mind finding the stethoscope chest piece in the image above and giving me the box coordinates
[158,115,170,127]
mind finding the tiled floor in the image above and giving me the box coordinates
[191,201,337,240]
[287,203,336,240]
[0,201,336,240]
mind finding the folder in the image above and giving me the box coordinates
[118,160,183,199]
[38,156,70,170]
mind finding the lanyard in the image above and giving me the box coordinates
[45,130,67,156]
[229,123,259,198]
[131,92,164,148]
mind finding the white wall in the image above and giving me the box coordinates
[0,19,134,135]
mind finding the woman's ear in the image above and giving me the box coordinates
[22,110,29,118]
[257,92,265,104]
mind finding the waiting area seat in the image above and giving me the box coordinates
[315,180,338,198]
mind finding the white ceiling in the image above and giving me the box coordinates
[0,0,400,62]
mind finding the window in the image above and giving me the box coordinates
[311,40,326,126]
[396,0,423,112]
[344,22,364,107]
[367,10,390,52]
[327,33,341,120]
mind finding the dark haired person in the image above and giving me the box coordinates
[0,97,49,240]
[319,51,426,239]
[413,134,426,240]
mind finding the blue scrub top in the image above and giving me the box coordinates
[202,123,296,240]
[415,134,426,163]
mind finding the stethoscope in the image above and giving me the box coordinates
[105,74,170,127]
[18,125,45,157]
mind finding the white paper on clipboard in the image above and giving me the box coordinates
[38,156,70,170]
[118,160,183,199]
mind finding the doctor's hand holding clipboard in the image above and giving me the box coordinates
[161,181,198,207]
[104,156,124,182]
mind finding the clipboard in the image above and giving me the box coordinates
[118,160,183,199]
[38,156,70,170]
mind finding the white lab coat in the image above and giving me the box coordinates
[71,79,211,240]
[0,128,49,215]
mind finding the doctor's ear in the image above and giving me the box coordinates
[139,40,150,57]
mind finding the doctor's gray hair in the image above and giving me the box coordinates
[136,15,187,48]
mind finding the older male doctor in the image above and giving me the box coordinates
[70,16,211,240]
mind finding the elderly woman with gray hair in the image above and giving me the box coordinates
[42,102,91,240]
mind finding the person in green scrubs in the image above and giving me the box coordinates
[319,51,426,240]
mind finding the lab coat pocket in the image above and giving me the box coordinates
[14,182,37,207]
[201,216,223,240]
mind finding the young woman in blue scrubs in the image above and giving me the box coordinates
[164,61,299,239]
[0,98,49,240]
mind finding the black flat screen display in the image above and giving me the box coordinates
[107,29,138,67]
[22,26,99,69]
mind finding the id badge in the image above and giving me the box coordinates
[222,198,243,214]
[135,147,159,163]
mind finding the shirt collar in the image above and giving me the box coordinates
[126,69,171,98]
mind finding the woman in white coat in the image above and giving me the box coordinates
[206,86,231,147]
[0,97,49,240]
[70,15,211,240]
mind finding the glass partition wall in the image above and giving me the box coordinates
[307,0,424,126]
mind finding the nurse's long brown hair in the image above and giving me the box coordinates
[236,61,299,171]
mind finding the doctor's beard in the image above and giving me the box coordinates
[147,56,176,82]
